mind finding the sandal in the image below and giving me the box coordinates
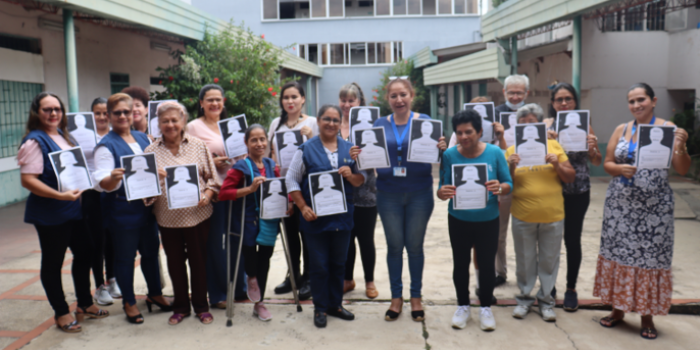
[197,312,214,324]
[640,327,658,340]
[168,313,190,325]
[599,316,624,328]
[211,301,227,310]
[55,318,82,333]
[75,306,110,322]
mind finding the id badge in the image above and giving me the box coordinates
[393,167,407,177]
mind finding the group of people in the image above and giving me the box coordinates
[17,73,690,338]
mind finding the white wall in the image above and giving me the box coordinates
[0,48,44,84]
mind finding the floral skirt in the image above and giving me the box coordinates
[593,255,673,316]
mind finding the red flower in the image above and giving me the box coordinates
[159,80,163,85]
[268,87,273,92]
[224,98,227,102]
[169,94,173,98]
[261,34,265,39]
[169,76,173,81]
[230,80,233,84]
[373,96,377,100]
[272,92,277,97]
[214,78,219,83]
[292,47,296,51]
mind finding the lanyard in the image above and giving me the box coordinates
[627,115,655,159]
[390,112,413,166]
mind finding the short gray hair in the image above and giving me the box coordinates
[156,101,189,132]
[516,103,544,122]
[504,74,530,91]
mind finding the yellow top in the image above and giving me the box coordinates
[505,139,569,223]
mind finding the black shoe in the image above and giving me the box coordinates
[146,295,172,312]
[298,279,312,301]
[494,275,507,287]
[475,288,498,305]
[563,290,578,312]
[551,287,557,299]
[274,278,293,295]
[327,307,355,321]
[314,311,327,328]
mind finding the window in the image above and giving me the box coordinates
[312,0,327,17]
[300,44,306,60]
[438,0,451,14]
[263,0,278,19]
[299,41,402,66]
[376,42,391,63]
[0,34,41,54]
[330,43,345,64]
[309,44,319,64]
[408,0,421,14]
[624,5,645,31]
[264,0,473,19]
[647,0,665,31]
[393,42,402,63]
[110,73,129,94]
[454,0,465,14]
[321,44,328,65]
[423,0,436,14]
[350,42,366,65]
[0,80,43,158]
[329,0,344,16]
[376,0,390,15]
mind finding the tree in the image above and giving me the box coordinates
[370,59,430,117]
[152,22,289,125]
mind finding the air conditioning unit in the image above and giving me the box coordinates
[666,9,688,32]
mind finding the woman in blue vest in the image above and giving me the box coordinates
[219,124,288,321]
[361,78,446,322]
[18,92,109,333]
[286,105,367,328]
[93,93,170,324]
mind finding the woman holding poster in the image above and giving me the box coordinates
[219,124,289,321]
[144,101,220,326]
[18,92,109,333]
[437,109,511,331]
[595,83,690,340]
[338,83,380,299]
[286,105,367,328]
[93,93,169,324]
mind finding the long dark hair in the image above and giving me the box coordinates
[198,84,228,119]
[276,81,306,131]
[24,92,73,146]
[549,82,579,118]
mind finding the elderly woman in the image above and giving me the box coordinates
[144,101,220,325]
[595,83,690,340]
[505,103,575,322]
[93,93,169,324]
[287,105,367,328]
[437,109,512,331]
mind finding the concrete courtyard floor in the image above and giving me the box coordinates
[1,175,699,349]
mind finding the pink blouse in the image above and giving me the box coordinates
[17,134,72,174]
[187,118,228,181]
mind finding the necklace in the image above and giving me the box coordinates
[286,115,302,129]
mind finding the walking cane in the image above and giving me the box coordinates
[226,183,247,327]
[279,217,302,312]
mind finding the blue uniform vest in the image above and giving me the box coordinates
[21,130,82,226]
[299,136,355,234]
[95,131,155,230]
[229,157,277,246]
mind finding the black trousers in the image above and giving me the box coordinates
[242,244,275,300]
[563,190,590,290]
[81,190,115,287]
[344,206,377,282]
[284,212,309,281]
[35,220,94,317]
[448,215,499,307]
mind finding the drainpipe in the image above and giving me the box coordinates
[63,9,79,112]
[430,86,438,119]
[572,15,582,95]
[511,36,518,75]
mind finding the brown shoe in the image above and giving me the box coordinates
[366,287,379,299]
[343,280,356,294]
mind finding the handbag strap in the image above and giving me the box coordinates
[244,158,260,213]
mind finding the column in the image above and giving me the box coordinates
[572,15,582,95]
[63,9,79,112]
[511,36,518,75]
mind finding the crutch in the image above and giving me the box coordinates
[226,187,246,327]
[279,217,302,312]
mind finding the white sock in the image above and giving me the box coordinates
[475,269,480,289]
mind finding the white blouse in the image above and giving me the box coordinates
[92,142,146,192]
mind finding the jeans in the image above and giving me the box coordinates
[242,244,274,300]
[448,215,499,307]
[377,187,434,299]
[81,190,114,287]
[35,220,94,317]
[496,193,512,279]
[345,206,377,282]
[563,191,590,290]
[206,201,246,304]
[110,219,163,307]
[305,230,351,313]
[511,217,564,309]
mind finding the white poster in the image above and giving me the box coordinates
[48,147,93,192]
[464,102,497,143]
[354,127,391,170]
[308,170,347,217]
[217,114,248,159]
[66,112,98,155]
[260,177,290,219]
[452,163,489,210]
[500,112,517,149]
[636,125,676,169]
[556,110,590,152]
[275,129,306,170]
[120,153,162,201]
[514,123,548,168]
[164,164,200,210]
[147,100,177,138]
[407,119,442,164]
[349,106,380,145]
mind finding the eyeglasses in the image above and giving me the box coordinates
[320,117,341,124]
[506,91,526,97]
[112,109,132,117]
[388,76,409,81]
[553,97,574,104]
[41,107,62,114]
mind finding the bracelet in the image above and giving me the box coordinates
[674,148,688,155]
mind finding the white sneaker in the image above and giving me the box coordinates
[479,307,496,331]
[451,305,470,329]
[540,307,556,322]
[108,278,122,298]
[94,284,114,306]
[512,305,529,319]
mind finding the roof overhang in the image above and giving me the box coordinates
[411,47,438,68]
[423,47,510,86]
[432,42,488,62]
[518,38,572,62]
